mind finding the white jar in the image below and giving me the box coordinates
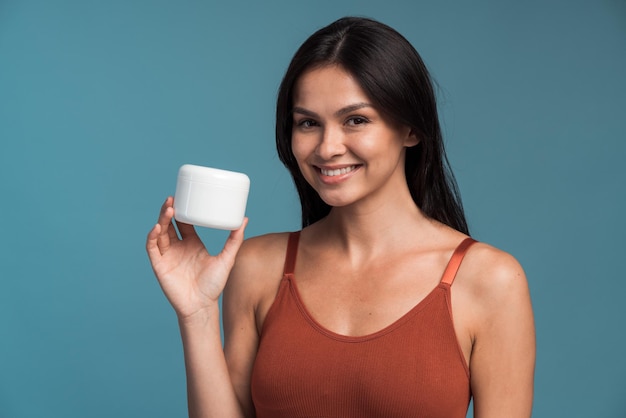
[174,164,250,230]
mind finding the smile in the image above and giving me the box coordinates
[320,165,358,177]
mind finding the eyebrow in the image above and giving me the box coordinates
[292,102,373,118]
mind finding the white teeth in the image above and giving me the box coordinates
[321,165,356,176]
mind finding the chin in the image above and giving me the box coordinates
[317,193,358,209]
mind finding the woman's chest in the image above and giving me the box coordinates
[251,280,471,418]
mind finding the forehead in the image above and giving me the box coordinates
[293,65,371,107]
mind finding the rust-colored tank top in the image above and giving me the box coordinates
[251,232,476,418]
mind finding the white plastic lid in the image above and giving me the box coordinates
[177,164,250,190]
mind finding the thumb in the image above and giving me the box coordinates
[220,217,248,264]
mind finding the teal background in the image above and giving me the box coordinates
[1,0,625,417]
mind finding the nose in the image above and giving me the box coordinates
[315,126,346,160]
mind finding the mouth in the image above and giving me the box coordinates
[319,165,359,177]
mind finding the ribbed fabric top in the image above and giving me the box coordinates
[251,232,476,418]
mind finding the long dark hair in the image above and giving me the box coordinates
[276,16,469,234]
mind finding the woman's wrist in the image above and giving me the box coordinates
[177,304,221,331]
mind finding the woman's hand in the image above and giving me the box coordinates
[146,196,248,321]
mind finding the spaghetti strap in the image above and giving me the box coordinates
[283,231,301,277]
[440,238,477,286]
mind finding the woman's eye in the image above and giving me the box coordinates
[296,119,317,128]
[347,116,369,126]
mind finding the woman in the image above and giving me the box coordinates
[147,17,535,418]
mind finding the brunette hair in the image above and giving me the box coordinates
[276,16,468,234]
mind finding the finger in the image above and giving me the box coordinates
[220,217,249,263]
[165,207,179,242]
[157,197,175,225]
[165,197,180,241]
[156,199,178,251]
[146,223,163,262]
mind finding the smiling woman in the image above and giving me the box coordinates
[146,16,535,418]
[275,18,469,232]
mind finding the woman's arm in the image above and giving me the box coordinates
[466,247,536,418]
[146,197,250,418]
[178,307,247,418]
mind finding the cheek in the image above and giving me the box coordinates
[291,141,319,187]
[290,138,312,178]
[291,135,312,163]
[290,138,304,163]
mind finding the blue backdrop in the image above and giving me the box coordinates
[1,0,624,417]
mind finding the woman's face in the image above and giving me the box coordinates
[291,65,418,209]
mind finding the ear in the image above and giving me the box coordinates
[403,128,420,147]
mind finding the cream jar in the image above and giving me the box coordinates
[174,164,250,230]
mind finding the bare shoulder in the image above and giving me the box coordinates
[453,240,534,343]
[224,232,292,313]
[456,241,531,311]
[232,232,292,278]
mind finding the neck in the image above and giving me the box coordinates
[311,185,439,261]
